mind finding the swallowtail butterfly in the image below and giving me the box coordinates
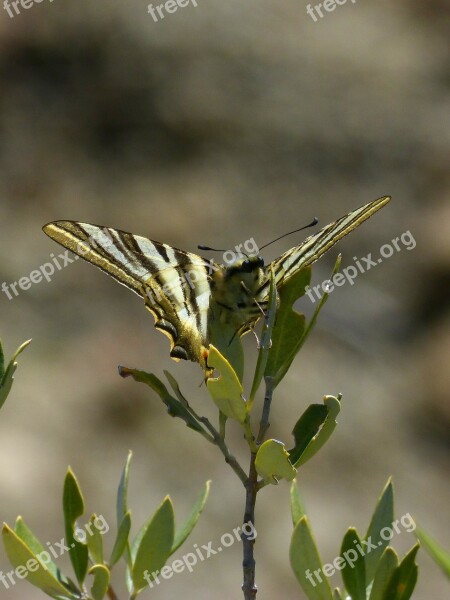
[43,195,390,376]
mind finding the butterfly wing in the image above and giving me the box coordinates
[42,221,218,370]
[43,196,390,372]
[258,195,391,297]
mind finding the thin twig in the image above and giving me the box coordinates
[180,399,217,445]
[244,416,258,453]
[199,416,248,484]
[219,410,227,439]
[107,585,120,600]
[256,376,274,445]
[241,376,275,599]
[241,453,258,599]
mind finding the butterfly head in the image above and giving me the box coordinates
[230,255,265,273]
[223,254,265,282]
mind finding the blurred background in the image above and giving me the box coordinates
[0,0,449,598]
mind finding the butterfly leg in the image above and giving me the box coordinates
[250,326,261,349]
[241,282,267,319]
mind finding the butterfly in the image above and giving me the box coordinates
[43,195,390,377]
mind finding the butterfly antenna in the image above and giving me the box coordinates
[227,328,240,347]
[198,244,226,252]
[259,217,319,251]
[198,244,249,258]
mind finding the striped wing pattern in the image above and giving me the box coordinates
[258,195,391,298]
[42,221,217,370]
[43,195,390,375]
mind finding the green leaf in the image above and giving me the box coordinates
[415,526,450,579]
[0,339,31,409]
[119,367,207,434]
[255,439,296,484]
[0,338,5,381]
[2,523,79,600]
[297,255,342,355]
[63,468,88,585]
[171,480,211,555]
[265,256,340,388]
[89,564,110,600]
[164,370,190,406]
[249,267,277,407]
[117,451,132,527]
[383,544,419,600]
[14,518,79,596]
[209,303,244,381]
[116,452,132,570]
[290,479,306,526]
[340,528,366,600]
[126,565,133,596]
[265,268,310,387]
[288,404,329,466]
[369,548,399,600]
[109,512,131,568]
[206,345,247,423]
[165,370,215,443]
[290,516,333,600]
[364,478,394,582]
[294,395,341,468]
[14,517,60,581]
[131,496,175,593]
[86,515,104,565]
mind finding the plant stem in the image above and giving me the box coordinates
[244,416,258,453]
[199,416,248,484]
[257,376,274,444]
[180,400,217,445]
[107,585,120,600]
[242,452,258,600]
[219,410,227,439]
[241,376,275,599]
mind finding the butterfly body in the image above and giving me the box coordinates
[43,195,390,376]
[211,256,267,325]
